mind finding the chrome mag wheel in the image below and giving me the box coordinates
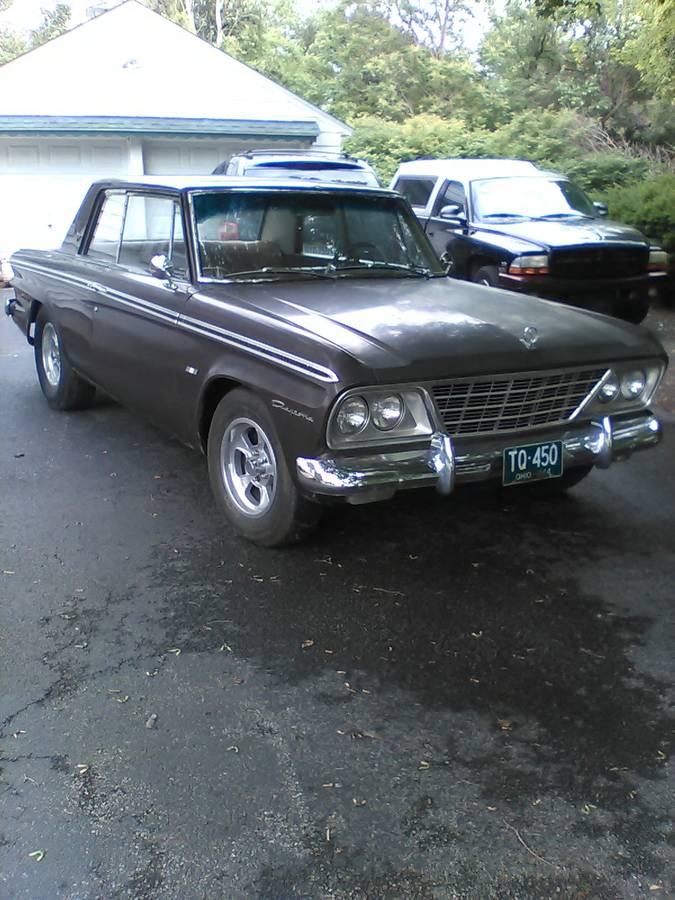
[41,322,62,388]
[221,417,278,517]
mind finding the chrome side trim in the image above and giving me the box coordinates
[12,260,338,384]
[178,314,338,383]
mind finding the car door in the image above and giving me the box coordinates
[423,180,470,273]
[85,191,194,433]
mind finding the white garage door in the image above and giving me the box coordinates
[142,139,248,175]
[0,137,128,257]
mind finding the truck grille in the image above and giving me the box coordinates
[550,246,648,280]
[431,368,606,436]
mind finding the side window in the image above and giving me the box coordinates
[86,192,126,262]
[433,180,466,216]
[392,177,437,209]
[118,194,175,274]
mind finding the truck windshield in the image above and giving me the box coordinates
[472,177,597,222]
[191,191,444,280]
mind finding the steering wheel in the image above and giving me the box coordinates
[346,241,384,262]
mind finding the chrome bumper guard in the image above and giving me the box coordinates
[296,412,662,503]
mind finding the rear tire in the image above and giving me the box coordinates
[34,309,95,411]
[207,388,321,546]
[472,264,500,288]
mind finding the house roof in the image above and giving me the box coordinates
[0,116,319,138]
[0,0,350,137]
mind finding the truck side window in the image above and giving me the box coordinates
[392,177,437,209]
[86,192,126,262]
[433,181,466,216]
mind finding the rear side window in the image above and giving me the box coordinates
[392,177,437,209]
[86,192,126,262]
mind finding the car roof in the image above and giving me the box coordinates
[93,175,391,194]
[235,153,372,169]
[394,159,541,179]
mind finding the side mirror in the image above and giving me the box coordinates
[439,204,461,219]
[149,254,174,279]
[593,201,608,218]
[438,205,467,228]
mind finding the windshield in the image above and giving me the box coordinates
[471,177,596,222]
[192,191,443,280]
[243,165,378,186]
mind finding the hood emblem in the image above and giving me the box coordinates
[521,325,539,349]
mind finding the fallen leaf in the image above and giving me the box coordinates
[28,850,45,862]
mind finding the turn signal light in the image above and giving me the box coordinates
[508,254,550,276]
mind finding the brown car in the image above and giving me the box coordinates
[3,177,668,545]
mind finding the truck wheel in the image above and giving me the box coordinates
[207,388,321,546]
[34,309,95,410]
[472,265,500,288]
[621,298,650,325]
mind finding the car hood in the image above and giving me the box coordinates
[210,277,663,383]
[478,217,650,252]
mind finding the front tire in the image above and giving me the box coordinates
[472,264,500,288]
[207,389,321,546]
[34,309,95,410]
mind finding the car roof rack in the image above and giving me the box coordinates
[242,148,359,162]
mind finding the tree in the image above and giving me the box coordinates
[30,3,71,46]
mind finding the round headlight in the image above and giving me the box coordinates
[335,396,369,435]
[598,371,619,403]
[371,394,404,430]
[621,369,646,400]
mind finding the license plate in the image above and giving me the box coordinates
[503,440,563,486]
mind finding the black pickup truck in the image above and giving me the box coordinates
[391,159,668,323]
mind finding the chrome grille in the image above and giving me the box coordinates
[431,368,606,436]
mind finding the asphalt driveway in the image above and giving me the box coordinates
[1,309,673,899]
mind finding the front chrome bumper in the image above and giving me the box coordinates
[296,412,662,503]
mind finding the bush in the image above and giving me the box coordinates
[606,175,675,250]
[344,114,488,183]
[606,175,675,304]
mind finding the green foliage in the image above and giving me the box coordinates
[0,27,26,64]
[344,114,488,182]
[29,3,70,46]
[605,174,675,252]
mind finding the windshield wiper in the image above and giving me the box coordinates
[481,212,531,221]
[225,266,335,280]
[334,262,438,278]
[533,212,593,220]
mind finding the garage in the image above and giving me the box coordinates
[0,0,350,256]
